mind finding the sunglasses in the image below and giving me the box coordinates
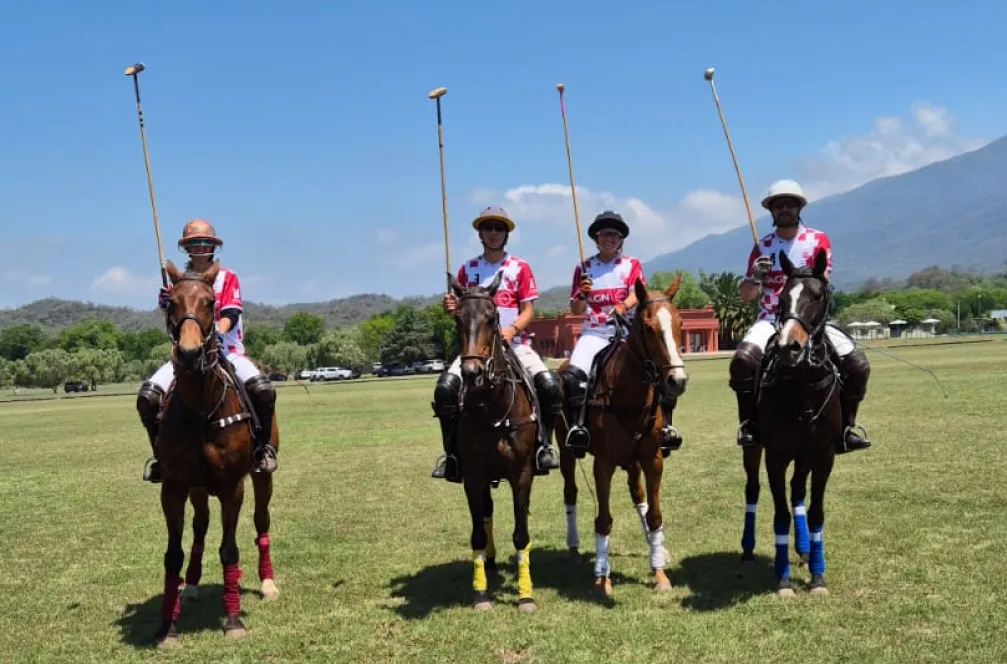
[769,198,801,211]
[480,223,508,233]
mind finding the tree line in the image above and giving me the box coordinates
[2,265,1004,392]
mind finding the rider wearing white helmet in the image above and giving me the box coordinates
[729,179,871,454]
[136,219,279,483]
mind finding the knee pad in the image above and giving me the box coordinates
[244,374,276,407]
[560,366,589,405]
[433,373,461,414]
[137,381,165,419]
[841,349,870,396]
[534,370,563,413]
[729,342,762,392]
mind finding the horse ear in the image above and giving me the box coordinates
[165,261,183,285]
[779,251,794,278]
[487,269,504,296]
[201,261,221,286]
[633,276,649,305]
[664,273,682,301]
[448,272,464,297]
[813,247,828,277]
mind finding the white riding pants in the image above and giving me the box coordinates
[741,320,856,357]
[148,352,262,391]
[447,342,548,380]
[567,331,612,375]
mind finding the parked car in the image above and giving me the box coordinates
[64,381,89,393]
[312,367,354,381]
[295,369,314,380]
[268,372,287,381]
[412,359,446,374]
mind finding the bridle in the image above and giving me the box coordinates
[166,273,220,375]
[774,273,832,370]
[613,294,685,393]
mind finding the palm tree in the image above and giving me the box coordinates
[699,271,756,345]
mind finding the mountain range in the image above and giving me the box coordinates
[4,135,1006,331]
[644,134,1007,289]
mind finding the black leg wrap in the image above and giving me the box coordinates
[838,349,871,453]
[560,366,591,453]
[137,381,165,482]
[431,372,462,482]
[532,370,562,473]
[245,375,278,472]
[729,343,763,448]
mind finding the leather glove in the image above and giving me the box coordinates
[751,255,772,283]
[157,286,171,311]
[577,276,593,300]
[442,292,457,314]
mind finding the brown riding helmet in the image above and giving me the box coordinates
[178,218,223,255]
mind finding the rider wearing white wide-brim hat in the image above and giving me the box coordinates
[429,205,562,483]
[729,179,872,455]
[559,210,685,457]
[136,218,279,484]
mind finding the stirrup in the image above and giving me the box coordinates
[253,444,278,473]
[142,456,162,483]
[839,424,871,453]
[431,453,461,482]
[565,425,590,452]
[736,421,758,448]
[535,444,559,473]
[660,425,682,455]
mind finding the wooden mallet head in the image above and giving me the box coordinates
[704,67,715,81]
[427,87,447,100]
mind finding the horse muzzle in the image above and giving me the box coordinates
[461,360,487,389]
[665,373,688,398]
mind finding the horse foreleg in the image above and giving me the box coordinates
[463,476,492,611]
[558,414,580,556]
[765,450,794,597]
[182,488,209,601]
[482,484,496,570]
[741,445,763,564]
[592,457,615,598]
[510,464,536,613]
[627,461,650,540]
[218,482,247,638]
[156,482,187,647]
[807,451,836,595]
[790,465,811,567]
[251,471,279,601]
[640,453,671,591]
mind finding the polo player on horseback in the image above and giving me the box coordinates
[137,219,279,483]
[430,206,562,483]
[729,179,872,454]
[560,211,683,454]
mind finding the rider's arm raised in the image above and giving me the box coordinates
[569,263,588,315]
[740,244,764,303]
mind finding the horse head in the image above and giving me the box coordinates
[629,274,689,399]
[449,270,506,395]
[775,248,831,370]
[165,260,221,375]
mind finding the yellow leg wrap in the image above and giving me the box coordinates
[484,517,496,559]
[472,550,488,593]
[516,543,533,600]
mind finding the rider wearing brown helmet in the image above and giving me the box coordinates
[136,219,279,483]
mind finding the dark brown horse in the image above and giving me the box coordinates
[556,276,688,597]
[740,248,841,597]
[153,261,279,646]
[449,271,540,612]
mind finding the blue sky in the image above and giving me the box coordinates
[2,0,1005,310]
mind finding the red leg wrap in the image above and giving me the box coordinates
[160,575,182,621]
[256,533,274,581]
[222,564,242,616]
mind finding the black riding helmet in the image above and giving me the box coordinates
[587,210,629,240]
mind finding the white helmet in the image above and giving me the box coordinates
[761,179,808,210]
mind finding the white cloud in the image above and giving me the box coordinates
[90,266,157,296]
[1,269,53,287]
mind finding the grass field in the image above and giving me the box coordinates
[1,340,1005,663]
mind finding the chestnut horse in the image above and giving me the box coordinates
[449,271,540,612]
[740,248,842,596]
[556,276,689,597]
[153,261,279,646]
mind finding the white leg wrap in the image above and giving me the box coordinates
[565,504,579,550]
[634,502,650,537]
[594,533,611,578]
[648,526,666,570]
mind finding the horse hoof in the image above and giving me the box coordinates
[777,587,795,598]
[261,579,280,601]
[156,634,178,649]
[810,585,830,596]
[594,577,613,598]
[154,623,178,648]
[223,615,247,638]
[474,600,492,612]
[485,557,497,572]
[568,547,580,559]
[181,584,199,601]
[652,569,672,591]
[517,598,537,613]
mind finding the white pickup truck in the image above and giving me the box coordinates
[311,367,354,381]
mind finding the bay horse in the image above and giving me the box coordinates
[740,248,841,597]
[556,276,688,597]
[449,270,540,612]
[153,260,279,646]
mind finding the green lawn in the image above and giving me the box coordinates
[1,341,1005,663]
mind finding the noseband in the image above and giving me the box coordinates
[168,274,219,374]
[456,291,506,386]
[776,275,832,370]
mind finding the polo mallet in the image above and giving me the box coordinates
[427,86,451,289]
[124,62,168,287]
[703,67,760,246]
[556,83,587,268]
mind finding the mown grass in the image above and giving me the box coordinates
[0,341,1005,663]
